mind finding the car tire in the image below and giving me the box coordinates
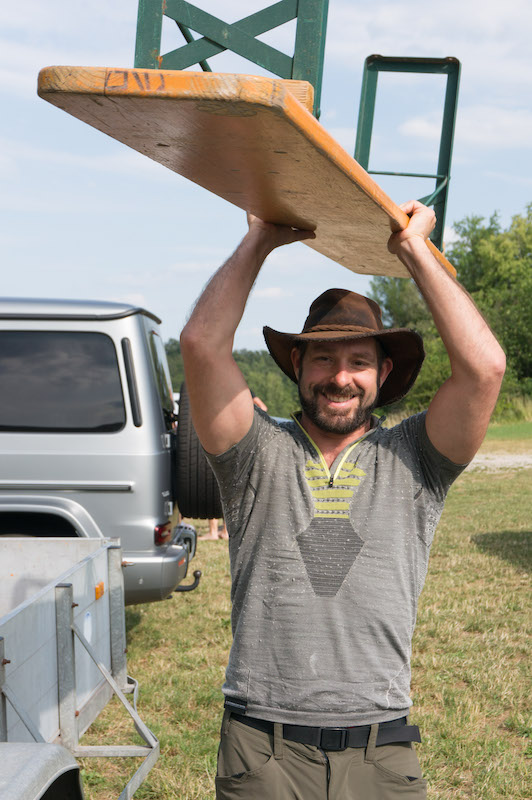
[176,381,223,519]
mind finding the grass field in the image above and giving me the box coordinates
[80,464,531,800]
[483,420,532,441]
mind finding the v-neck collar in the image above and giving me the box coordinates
[290,413,382,486]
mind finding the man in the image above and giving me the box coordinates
[180,201,505,799]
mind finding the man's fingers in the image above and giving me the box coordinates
[246,210,316,248]
[398,199,423,217]
[292,227,316,242]
[394,201,436,235]
[388,200,437,254]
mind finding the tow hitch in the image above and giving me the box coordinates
[174,569,202,592]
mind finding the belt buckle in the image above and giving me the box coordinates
[319,727,348,751]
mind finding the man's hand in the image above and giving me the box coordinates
[252,395,268,412]
[246,212,316,253]
[387,200,436,255]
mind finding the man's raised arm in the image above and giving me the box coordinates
[180,215,315,456]
[388,201,506,464]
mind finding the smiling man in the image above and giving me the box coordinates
[294,337,391,435]
[180,202,505,800]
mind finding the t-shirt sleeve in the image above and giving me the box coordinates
[400,412,469,501]
[203,408,280,519]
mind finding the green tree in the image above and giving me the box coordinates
[165,341,299,417]
[447,212,501,292]
[234,349,299,417]
[448,205,532,385]
[165,338,185,391]
[394,331,450,413]
[368,276,438,413]
[369,204,532,416]
[369,276,431,334]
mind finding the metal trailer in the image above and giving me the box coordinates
[0,538,159,800]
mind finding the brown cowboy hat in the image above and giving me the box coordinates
[263,288,425,407]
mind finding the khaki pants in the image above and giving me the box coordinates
[216,713,427,800]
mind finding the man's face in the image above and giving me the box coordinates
[292,339,392,435]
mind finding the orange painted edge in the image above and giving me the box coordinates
[37,66,455,276]
[37,66,314,110]
[276,90,457,277]
[38,65,108,95]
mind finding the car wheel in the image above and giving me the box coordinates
[175,381,223,519]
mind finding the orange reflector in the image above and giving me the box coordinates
[95,581,104,600]
[178,558,186,567]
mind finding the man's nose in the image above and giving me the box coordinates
[330,367,352,387]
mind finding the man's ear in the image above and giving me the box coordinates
[380,357,393,385]
[290,346,301,380]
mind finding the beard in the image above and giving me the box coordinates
[298,378,379,435]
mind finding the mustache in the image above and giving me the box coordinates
[314,383,363,400]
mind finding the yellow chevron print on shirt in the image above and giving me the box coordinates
[305,458,366,519]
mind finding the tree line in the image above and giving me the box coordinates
[166,205,531,420]
[165,340,299,418]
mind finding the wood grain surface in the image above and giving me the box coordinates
[38,66,455,278]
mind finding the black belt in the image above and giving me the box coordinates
[229,712,420,752]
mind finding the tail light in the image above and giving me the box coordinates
[154,521,172,546]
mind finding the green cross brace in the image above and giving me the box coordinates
[134,0,329,117]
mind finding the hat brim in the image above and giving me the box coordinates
[263,326,425,407]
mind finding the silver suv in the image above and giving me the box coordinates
[0,298,199,604]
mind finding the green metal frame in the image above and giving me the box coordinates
[134,0,329,117]
[355,56,461,249]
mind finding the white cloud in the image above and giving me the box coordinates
[399,106,532,150]
[483,170,532,188]
[322,126,356,155]
[240,326,263,337]
[457,106,532,149]
[399,115,441,143]
[0,0,136,99]
[118,292,147,307]
[0,65,39,98]
[156,260,215,275]
[254,287,288,299]
[325,0,532,92]
[0,136,173,179]
[0,0,131,35]
[443,226,460,246]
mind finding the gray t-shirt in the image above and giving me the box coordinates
[206,409,466,727]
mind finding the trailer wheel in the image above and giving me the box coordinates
[176,381,223,519]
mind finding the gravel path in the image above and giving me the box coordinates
[466,452,532,471]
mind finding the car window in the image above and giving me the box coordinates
[147,329,175,432]
[0,331,126,432]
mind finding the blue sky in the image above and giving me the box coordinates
[2,0,531,349]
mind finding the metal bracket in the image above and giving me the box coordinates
[57,580,159,800]
[134,0,329,116]
[355,55,461,249]
[70,620,160,799]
